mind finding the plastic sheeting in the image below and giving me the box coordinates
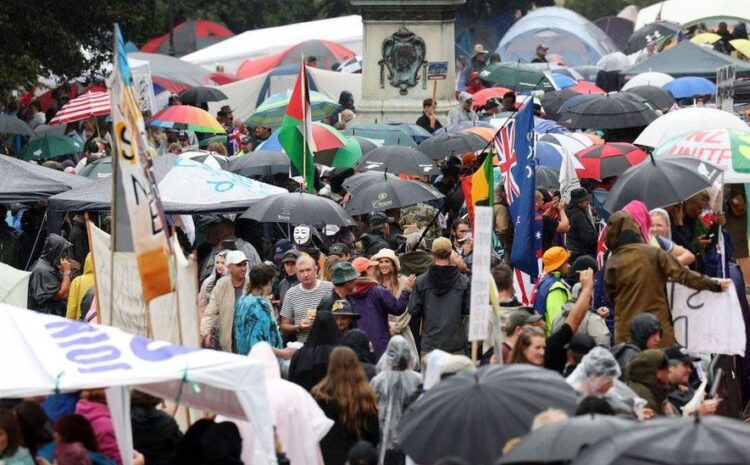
[635,0,750,28]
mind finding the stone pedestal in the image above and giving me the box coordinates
[351,0,465,124]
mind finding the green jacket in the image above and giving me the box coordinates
[626,349,670,416]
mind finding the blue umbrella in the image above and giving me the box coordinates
[551,73,578,89]
[385,122,433,143]
[534,117,568,134]
[556,93,601,118]
[535,141,566,168]
[662,76,716,99]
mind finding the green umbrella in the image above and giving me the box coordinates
[199,134,228,148]
[316,136,365,168]
[19,135,83,161]
[246,90,340,128]
[79,156,113,179]
[478,63,556,92]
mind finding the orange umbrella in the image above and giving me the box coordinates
[471,87,513,109]
[461,126,496,141]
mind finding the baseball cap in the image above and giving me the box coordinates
[664,346,701,365]
[177,131,188,140]
[352,257,378,273]
[273,239,292,260]
[331,262,359,285]
[537,44,549,50]
[431,237,452,253]
[281,249,301,264]
[226,250,248,266]
[369,212,395,229]
[504,309,543,333]
[542,246,571,273]
[564,334,597,354]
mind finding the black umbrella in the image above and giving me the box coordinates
[558,93,658,130]
[594,16,635,51]
[417,132,488,160]
[540,88,582,121]
[498,414,633,464]
[399,365,578,465]
[0,114,34,136]
[625,20,682,54]
[342,171,400,192]
[572,416,750,465]
[604,156,723,212]
[624,85,676,112]
[355,146,438,176]
[344,175,443,215]
[350,135,378,154]
[240,192,355,226]
[228,151,290,177]
[536,166,560,189]
[179,86,229,108]
[0,154,92,202]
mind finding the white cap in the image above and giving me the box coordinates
[225,250,248,265]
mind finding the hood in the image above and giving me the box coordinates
[458,91,473,104]
[40,233,72,266]
[605,211,643,251]
[622,200,652,244]
[352,277,378,296]
[82,253,93,275]
[248,342,280,380]
[75,399,109,421]
[629,313,663,350]
[380,335,415,371]
[342,329,376,364]
[428,264,460,295]
[626,349,667,388]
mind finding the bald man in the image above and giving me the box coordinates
[279,255,335,343]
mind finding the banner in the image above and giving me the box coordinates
[716,64,735,112]
[558,147,581,205]
[667,282,746,356]
[468,206,493,341]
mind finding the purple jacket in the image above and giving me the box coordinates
[350,279,409,358]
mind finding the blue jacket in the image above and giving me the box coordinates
[233,295,283,355]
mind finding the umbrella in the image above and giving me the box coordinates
[434,120,494,136]
[540,89,582,121]
[240,192,355,226]
[621,72,674,91]
[539,133,595,155]
[498,414,633,465]
[246,90,340,128]
[179,150,230,170]
[534,117,568,134]
[571,416,750,465]
[594,16,635,51]
[551,73,578,89]
[417,132,488,160]
[634,107,749,148]
[344,124,417,147]
[355,146,438,176]
[199,134,228,148]
[49,90,111,124]
[0,114,33,136]
[79,156,113,179]
[228,150,290,177]
[478,63,557,92]
[342,171,400,192]
[624,20,682,54]
[568,81,606,95]
[554,94,600,120]
[19,135,83,161]
[575,142,648,179]
[624,86,676,112]
[654,128,750,183]
[603,156,723,211]
[471,87,513,109]
[140,19,234,57]
[385,122,433,143]
[559,93,658,130]
[30,124,65,139]
[178,86,229,108]
[461,126,497,141]
[345,175,444,215]
[0,154,92,202]
[315,135,366,168]
[691,32,722,45]
[349,136,379,154]
[536,166,560,189]
[596,51,632,71]
[663,76,716,99]
[256,122,346,152]
[730,39,750,58]
[399,365,578,465]
[148,104,225,133]
[0,263,30,307]
[536,141,582,169]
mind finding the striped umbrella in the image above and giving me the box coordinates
[148,104,225,133]
[246,90,339,128]
[255,122,346,153]
[49,90,111,124]
[575,142,648,179]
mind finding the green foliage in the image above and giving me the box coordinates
[565,0,662,22]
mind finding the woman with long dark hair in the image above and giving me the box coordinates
[0,408,34,465]
[288,311,342,391]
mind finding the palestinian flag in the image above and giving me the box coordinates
[279,65,316,192]
[461,152,494,228]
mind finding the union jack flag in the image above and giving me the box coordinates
[495,120,521,204]
[227,129,243,155]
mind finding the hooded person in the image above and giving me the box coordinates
[612,313,663,374]
[359,213,393,257]
[604,211,726,346]
[342,329,378,380]
[218,342,333,465]
[447,92,478,126]
[288,311,342,391]
[626,349,674,416]
[129,392,182,465]
[28,233,73,316]
[200,422,243,465]
[66,253,95,320]
[167,419,215,465]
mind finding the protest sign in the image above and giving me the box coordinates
[469,206,493,342]
[716,64,735,112]
[427,61,448,81]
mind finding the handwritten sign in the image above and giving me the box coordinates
[469,207,493,341]
[427,61,448,81]
[716,65,735,112]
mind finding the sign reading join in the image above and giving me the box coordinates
[427,62,448,81]
[716,64,735,112]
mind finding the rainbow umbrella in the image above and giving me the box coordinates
[246,90,339,128]
[148,104,225,133]
[256,122,346,153]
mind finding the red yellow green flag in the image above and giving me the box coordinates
[461,152,494,228]
[278,64,316,192]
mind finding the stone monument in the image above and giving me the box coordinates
[351,0,465,124]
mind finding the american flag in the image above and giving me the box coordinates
[495,121,521,204]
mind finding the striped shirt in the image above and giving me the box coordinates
[280,280,334,343]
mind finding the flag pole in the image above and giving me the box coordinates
[301,55,307,191]
[109,25,120,328]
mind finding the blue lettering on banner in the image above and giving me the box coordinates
[130,336,196,361]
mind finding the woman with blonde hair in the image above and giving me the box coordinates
[649,208,695,265]
[321,254,342,282]
[206,142,227,156]
[312,347,379,465]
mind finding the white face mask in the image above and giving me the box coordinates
[293,225,312,246]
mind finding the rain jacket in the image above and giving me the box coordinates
[604,212,722,346]
[360,233,390,257]
[28,234,72,316]
[233,295,283,355]
[625,349,670,416]
[350,277,410,358]
[75,399,122,465]
[66,253,95,320]
[398,250,433,276]
[342,329,378,380]
[613,313,663,374]
[566,205,597,261]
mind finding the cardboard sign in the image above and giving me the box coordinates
[427,61,448,81]
[469,206,493,341]
[716,64,735,112]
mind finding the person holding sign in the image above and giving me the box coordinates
[415,98,443,134]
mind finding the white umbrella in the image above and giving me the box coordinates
[596,52,632,71]
[539,133,594,155]
[634,107,749,148]
[621,72,674,91]
[0,263,30,307]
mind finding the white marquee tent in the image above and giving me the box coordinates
[635,0,750,28]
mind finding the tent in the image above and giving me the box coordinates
[621,40,750,79]
[182,16,363,73]
[0,155,92,202]
[635,0,750,28]
[127,52,211,89]
[141,20,234,57]
[497,7,618,67]
[0,304,275,465]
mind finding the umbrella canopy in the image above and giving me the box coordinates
[256,122,347,153]
[551,73,578,89]
[603,156,723,211]
[622,41,750,79]
[571,416,750,465]
[240,192,355,226]
[573,65,600,82]
[417,132,488,160]
[624,20,682,54]
[594,16,635,51]
[246,90,339,128]
[499,414,633,465]
[385,122,433,143]
[568,81,606,95]
[558,93,658,130]
[345,175,444,215]
[79,157,113,179]
[691,32,722,45]
[19,135,83,161]
[399,365,578,465]
[634,107,749,148]
[730,39,750,59]
[344,124,417,147]
[30,124,65,139]
[478,63,556,92]
[575,142,648,179]
[663,76,716,99]
[0,155,92,202]
[316,135,378,168]
[140,19,234,57]
[554,94,600,120]
[536,166,561,189]
[624,86,676,112]
[355,146,438,176]
[0,114,33,136]
[621,72,674,91]
[179,150,230,170]
[178,86,229,108]
[49,90,110,124]
[540,89,582,121]
[654,128,750,183]
[434,121,494,136]
[534,117,568,134]
[198,134,228,148]
[539,133,595,154]
[596,51,632,71]
[342,171,400,193]
[536,141,582,169]
[229,150,290,177]
[149,105,225,133]
[471,87,514,110]
[461,126,497,141]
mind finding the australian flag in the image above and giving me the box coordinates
[499,101,540,278]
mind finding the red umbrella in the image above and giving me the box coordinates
[49,89,110,124]
[141,20,234,57]
[568,81,606,95]
[237,39,356,78]
[471,87,513,109]
[575,142,648,179]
